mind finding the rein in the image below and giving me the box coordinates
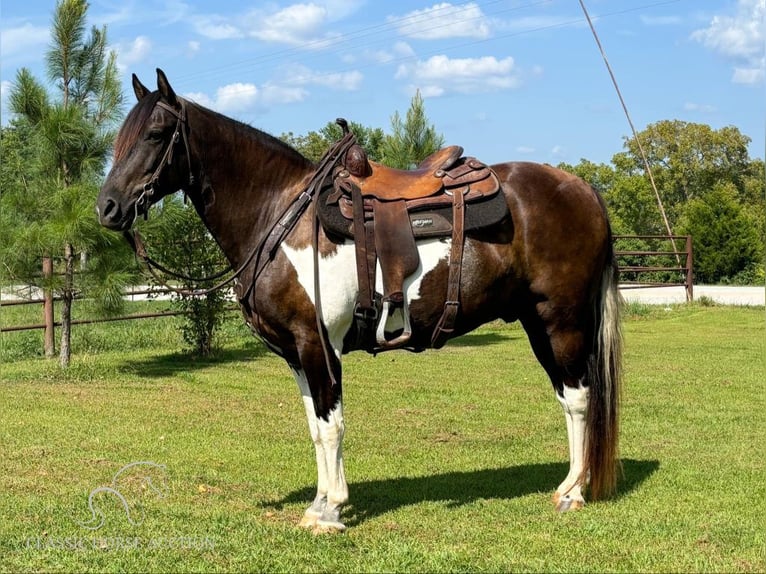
[122,100,355,383]
[123,105,357,338]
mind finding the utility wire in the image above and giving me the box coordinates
[578,0,686,297]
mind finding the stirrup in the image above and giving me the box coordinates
[375,298,412,348]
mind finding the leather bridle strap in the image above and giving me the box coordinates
[135,100,195,218]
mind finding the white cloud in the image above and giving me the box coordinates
[259,84,309,105]
[214,83,260,113]
[395,55,519,96]
[115,36,152,70]
[1,80,12,108]
[190,3,343,48]
[183,82,308,114]
[551,145,566,158]
[691,0,764,84]
[732,63,765,84]
[184,91,214,108]
[283,64,363,90]
[248,3,335,46]
[0,23,49,60]
[516,146,536,154]
[392,2,491,40]
[93,0,190,27]
[192,16,243,40]
[187,41,201,56]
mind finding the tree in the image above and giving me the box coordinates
[281,120,385,163]
[559,159,663,236]
[677,183,761,284]
[380,90,444,169]
[612,120,752,221]
[2,0,128,366]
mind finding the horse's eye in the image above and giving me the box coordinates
[147,130,164,141]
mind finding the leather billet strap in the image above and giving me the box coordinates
[431,186,467,348]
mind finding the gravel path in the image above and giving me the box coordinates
[620,285,765,306]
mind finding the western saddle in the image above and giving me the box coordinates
[320,119,505,353]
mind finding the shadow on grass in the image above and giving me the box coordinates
[446,330,522,347]
[115,343,269,378]
[263,459,659,526]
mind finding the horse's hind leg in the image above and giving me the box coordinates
[291,366,348,532]
[521,315,590,512]
[554,378,589,512]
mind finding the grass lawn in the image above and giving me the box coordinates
[0,301,764,572]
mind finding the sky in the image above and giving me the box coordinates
[1,0,764,166]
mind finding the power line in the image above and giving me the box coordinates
[168,0,682,105]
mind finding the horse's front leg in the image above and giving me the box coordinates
[291,367,348,532]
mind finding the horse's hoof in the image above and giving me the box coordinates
[555,495,585,513]
[312,520,346,534]
[298,511,321,529]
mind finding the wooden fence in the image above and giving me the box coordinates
[1,235,694,346]
[613,235,693,301]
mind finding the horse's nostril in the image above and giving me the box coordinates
[99,198,122,226]
[103,199,119,219]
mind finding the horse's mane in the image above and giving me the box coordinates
[113,93,313,170]
[184,99,314,168]
[113,91,162,162]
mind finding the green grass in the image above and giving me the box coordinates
[0,302,764,572]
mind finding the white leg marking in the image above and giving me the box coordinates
[556,382,589,510]
[282,238,451,347]
[291,368,348,531]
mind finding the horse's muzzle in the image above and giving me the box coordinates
[97,192,135,231]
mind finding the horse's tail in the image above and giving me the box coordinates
[584,227,623,500]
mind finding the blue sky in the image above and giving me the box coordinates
[1,0,763,166]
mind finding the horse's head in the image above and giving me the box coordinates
[97,69,194,230]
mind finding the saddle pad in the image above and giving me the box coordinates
[317,187,509,240]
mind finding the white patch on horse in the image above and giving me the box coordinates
[291,367,348,530]
[281,238,451,349]
[555,382,589,510]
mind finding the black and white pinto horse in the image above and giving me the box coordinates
[97,70,622,532]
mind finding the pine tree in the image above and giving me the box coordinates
[380,90,445,169]
[3,0,129,367]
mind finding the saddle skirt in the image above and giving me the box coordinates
[318,155,508,240]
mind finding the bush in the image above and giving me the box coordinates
[677,184,761,284]
[138,196,230,357]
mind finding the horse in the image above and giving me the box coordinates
[97,69,622,532]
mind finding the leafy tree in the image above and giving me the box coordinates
[559,159,663,236]
[613,120,752,221]
[677,183,761,284]
[2,0,128,366]
[281,121,385,163]
[380,90,444,169]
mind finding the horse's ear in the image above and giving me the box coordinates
[156,68,178,107]
[132,74,150,101]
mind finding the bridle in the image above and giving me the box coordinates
[123,105,357,384]
[133,100,195,222]
[124,98,242,297]
[122,101,356,312]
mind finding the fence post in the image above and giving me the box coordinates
[685,235,694,302]
[42,257,55,357]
